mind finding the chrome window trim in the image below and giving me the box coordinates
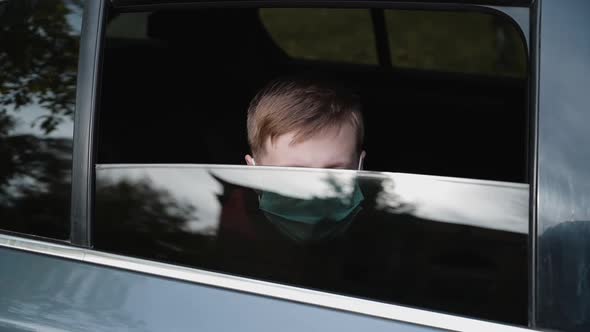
[0,233,534,332]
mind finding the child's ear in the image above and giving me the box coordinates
[245,154,256,166]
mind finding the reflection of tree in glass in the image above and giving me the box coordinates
[322,173,349,201]
[0,0,82,133]
[97,177,196,234]
[95,177,215,263]
[0,112,72,238]
[368,176,415,214]
[0,0,82,238]
[320,172,416,214]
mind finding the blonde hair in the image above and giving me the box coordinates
[247,79,364,157]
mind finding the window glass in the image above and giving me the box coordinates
[95,165,529,325]
[385,10,526,76]
[0,0,83,239]
[260,8,378,65]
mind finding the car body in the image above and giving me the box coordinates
[0,0,589,331]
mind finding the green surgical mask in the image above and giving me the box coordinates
[259,183,364,242]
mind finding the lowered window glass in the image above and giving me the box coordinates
[94,165,528,325]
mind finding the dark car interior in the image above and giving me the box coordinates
[97,7,528,183]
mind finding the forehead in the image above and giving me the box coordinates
[262,124,358,168]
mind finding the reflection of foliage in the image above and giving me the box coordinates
[0,0,82,133]
[0,0,82,238]
[0,112,72,238]
[0,115,71,196]
[95,177,215,263]
[322,173,349,200]
[373,177,416,214]
[96,177,197,236]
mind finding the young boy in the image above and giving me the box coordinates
[215,78,368,264]
[214,78,389,287]
[244,78,366,170]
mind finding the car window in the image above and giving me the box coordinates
[0,0,83,239]
[95,6,529,327]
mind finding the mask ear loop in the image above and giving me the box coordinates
[251,158,263,200]
[358,151,365,170]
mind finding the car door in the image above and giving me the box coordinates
[1,0,588,331]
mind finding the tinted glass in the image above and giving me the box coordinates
[0,0,83,239]
[385,10,526,76]
[94,165,529,325]
[260,8,378,65]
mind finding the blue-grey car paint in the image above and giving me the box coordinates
[0,246,444,332]
[536,0,590,331]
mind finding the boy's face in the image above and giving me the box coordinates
[245,123,365,170]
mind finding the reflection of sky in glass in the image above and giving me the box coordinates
[377,173,528,234]
[97,165,528,234]
[7,104,73,139]
[3,0,82,141]
[211,167,358,198]
[66,1,83,35]
[536,2,590,330]
[0,0,81,238]
[97,166,222,233]
[538,0,590,232]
